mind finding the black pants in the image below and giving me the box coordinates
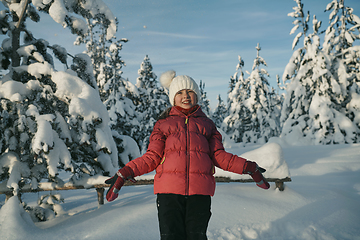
[157,194,211,240]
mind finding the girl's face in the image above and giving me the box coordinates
[174,89,197,109]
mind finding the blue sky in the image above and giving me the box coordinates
[2,0,360,109]
[106,0,360,109]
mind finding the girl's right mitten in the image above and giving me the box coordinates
[105,166,136,202]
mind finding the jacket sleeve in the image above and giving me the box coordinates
[126,121,166,177]
[209,126,247,175]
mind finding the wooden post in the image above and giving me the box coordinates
[5,192,13,202]
[275,181,285,191]
[96,187,105,205]
[4,192,22,202]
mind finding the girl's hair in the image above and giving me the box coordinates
[158,107,172,120]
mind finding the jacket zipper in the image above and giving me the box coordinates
[185,116,190,195]
[160,156,165,164]
[158,156,165,178]
[174,107,197,195]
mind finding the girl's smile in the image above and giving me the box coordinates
[174,89,197,109]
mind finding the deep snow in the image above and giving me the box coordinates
[1,142,360,240]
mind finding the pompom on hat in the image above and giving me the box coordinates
[160,70,201,106]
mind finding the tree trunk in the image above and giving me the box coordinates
[11,27,21,68]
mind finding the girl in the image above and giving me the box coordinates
[105,70,269,240]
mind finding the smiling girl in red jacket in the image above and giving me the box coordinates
[105,70,269,240]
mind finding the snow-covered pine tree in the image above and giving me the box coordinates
[74,13,141,164]
[222,55,251,143]
[281,0,312,144]
[135,55,169,153]
[323,0,360,142]
[100,80,140,164]
[0,0,118,199]
[323,0,360,55]
[136,55,157,90]
[268,83,283,138]
[212,94,227,128]
[281,0,358,144]
[198,80,211,117]
[242,43,279,144]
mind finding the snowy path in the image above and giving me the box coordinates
[1,143,360,240]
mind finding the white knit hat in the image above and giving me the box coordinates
[160,70,201,106]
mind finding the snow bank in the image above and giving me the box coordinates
[215,142,290,180]
[0,197,37,238]
[1,144,360,240]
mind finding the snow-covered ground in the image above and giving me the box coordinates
[1,142,360,240]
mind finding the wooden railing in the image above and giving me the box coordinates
[0,177,291,205]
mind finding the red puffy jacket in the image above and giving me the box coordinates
[126,106,247,196]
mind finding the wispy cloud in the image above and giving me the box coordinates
[141,30,208,39]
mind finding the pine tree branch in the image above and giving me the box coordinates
[16,0,29,29]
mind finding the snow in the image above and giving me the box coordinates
[51,69,118,173]
[114,134,141,164]
[1,0,360,238]
[48,0,68,27]
[0,152,29,193]
[0,80,30,102]
[215,142,290,180]
[31,0,115,40]
[15,62,53,79]
[1,142,360,240]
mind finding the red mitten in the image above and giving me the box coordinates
[243,161,270,190]
[105,166,136,202]
[250,169,270,189]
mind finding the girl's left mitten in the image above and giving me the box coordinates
[243,161,270,190]
[251,169,270,189]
